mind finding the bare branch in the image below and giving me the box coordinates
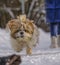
[27,0,38,18]
[3,4,15,18]
[0,7,20,11]
[19,0,26,14]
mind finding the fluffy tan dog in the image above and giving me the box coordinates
[7,15,39,55]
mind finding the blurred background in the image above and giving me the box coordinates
[0,0,50,32]
[0,1,60,65]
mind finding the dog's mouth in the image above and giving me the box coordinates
[11,34,24,39]
[11,31,33,41]
[15,35,24,39]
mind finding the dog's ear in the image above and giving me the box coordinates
[27,21,34,32]
[7,20,15,29]
[6,19,17,32]
[7,19,19,30]
[6,20,14,32]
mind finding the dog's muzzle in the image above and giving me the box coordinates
[20,31,24,38]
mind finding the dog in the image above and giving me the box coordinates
[7,15,39,55]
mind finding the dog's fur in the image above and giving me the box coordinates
[7,15,39,55]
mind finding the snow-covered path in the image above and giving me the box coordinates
[0,28,60,65]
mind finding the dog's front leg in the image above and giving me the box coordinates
[26,47,32,55]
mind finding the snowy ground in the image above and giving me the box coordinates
[0,28,60,65]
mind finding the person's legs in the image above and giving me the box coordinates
[50,23,58,48]
[57,23,60,47]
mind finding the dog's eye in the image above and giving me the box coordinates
[24,29,28,32]
[24,29,27,32]
[15,30,19,33]
[25,29,30,33]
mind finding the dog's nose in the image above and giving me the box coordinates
[20,31,24,35]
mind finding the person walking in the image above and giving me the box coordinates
[45,0,60,48]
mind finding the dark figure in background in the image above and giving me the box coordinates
[45,0,60,48]
[0,54,21,65]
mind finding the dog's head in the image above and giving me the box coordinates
[7,15,34,42]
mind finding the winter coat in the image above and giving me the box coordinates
[45,0,60,23]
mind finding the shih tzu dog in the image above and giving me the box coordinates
[7,15,39,55]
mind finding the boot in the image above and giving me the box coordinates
[50,36,58,48]
[57,35,60,47]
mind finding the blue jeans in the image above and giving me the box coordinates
[50,23,60,36]
[57,23,60,35]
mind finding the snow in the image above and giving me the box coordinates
[0,28,60,65]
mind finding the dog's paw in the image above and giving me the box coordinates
[26,47,32,55]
